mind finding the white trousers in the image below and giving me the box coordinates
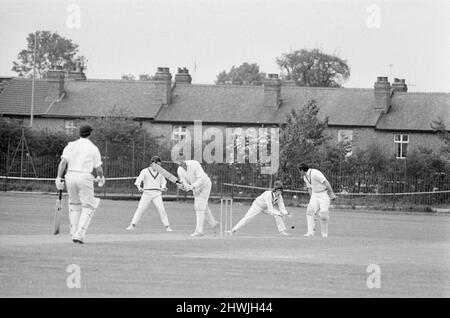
[232,202,287,233]
[306,191,331,235]
[193,178,217,234]
[131,191,170,227]
[306,192,330,218]
[65,171,100,239]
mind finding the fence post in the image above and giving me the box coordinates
[104,140,107,199]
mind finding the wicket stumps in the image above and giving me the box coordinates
[220,197,233,236]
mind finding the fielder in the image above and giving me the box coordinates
[298,163,336,238]
[126,156,172,232]
[231,181,290,235]
[175,154,220,237]
[55,124,105,244]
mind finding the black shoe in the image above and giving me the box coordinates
[72,238,84,244]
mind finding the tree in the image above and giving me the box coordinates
[431,117,450,159]
[12,31,86,78]
[276,48,350,87]
[139,74,153,81]
[121,74,136,80]
[86,107,165,162]
[215,62,266,85]
[279,99,330,169]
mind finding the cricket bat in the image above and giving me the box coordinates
[150,163,181,185]
[53,190,63,235]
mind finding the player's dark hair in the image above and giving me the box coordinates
[79,124,93,138]
[298,163,309,172]
[273,180,283,192]
[151,156,161,163]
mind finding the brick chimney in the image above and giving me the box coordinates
[374,76,391,113]
[264,74,282,109]
[45,66,65,100]
[153,67,172,105]
[391,78,408,92]
[67,61,86,80]
[175,67,192,84]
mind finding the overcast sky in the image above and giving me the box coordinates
[0,0,449,92]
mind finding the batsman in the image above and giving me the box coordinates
[55,124,105,244]
[298,163,336,238]
[175,154,220,237]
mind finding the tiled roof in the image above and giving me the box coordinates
[0,78,52,115]
[47,80,162,118]
[275,86,382,126]
[155,84,269,124]
[156,84,382,126]
[1,77,449,132]
[376,92,450,131]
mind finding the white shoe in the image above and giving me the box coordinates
[303,232,314,237]
[165,226,173,232]
[190,232,204,237]
[322,233,328,238]
[126,224,135,231]
[279,231,290,236]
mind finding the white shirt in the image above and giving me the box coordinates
[177,160,210,190]
[254,190,288,215]
[135,167,167,191]
[61,138,102,173]
[303,169,327,193]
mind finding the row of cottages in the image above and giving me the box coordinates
[0,66,449,161]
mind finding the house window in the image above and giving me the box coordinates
[338,130,353,157]
[64,120,77,134]
[394,134,409,159]
[172,125,187,140]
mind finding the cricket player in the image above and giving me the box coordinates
[298,163,336,238]
[231,181,290,235]
[126,156,172,232]
[175,154,220,237]
[55,124,105,244]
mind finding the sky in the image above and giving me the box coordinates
[0,0,449,92]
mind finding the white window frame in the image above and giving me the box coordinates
[64,120,77,134]
[394,133,409,159]
[338,129,353,157]
[172,125,187,141]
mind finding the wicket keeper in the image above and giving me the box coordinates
[231,181,290,235]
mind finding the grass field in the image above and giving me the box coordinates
[1,192,449,298]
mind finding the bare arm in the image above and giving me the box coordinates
[324,180,336,200]
[94,166,104,178]
[57,159,67,179]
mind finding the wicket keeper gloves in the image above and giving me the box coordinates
[96,176,105,187]
[55,177,64,190]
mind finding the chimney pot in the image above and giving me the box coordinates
[175,67,192,84]
[377,76,388,82]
